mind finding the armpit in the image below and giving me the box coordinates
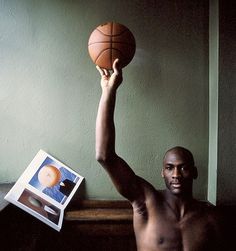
[133,201,148,219]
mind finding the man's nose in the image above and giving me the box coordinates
[172,167,181,178]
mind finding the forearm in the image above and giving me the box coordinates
[96,89,117,163]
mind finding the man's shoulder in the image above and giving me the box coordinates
[195,200,216,209]
[195,200,219,211]
[192,200,222,222]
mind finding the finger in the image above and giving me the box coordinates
[104,68,109,77]
[113,58,120,74]
[96,65,104,76]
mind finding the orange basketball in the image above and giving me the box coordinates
[88,22,136,69]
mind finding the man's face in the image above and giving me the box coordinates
[162,150,197,196]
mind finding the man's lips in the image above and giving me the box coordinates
[171,182,182,188]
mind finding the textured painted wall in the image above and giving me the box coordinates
[0,0,209,200]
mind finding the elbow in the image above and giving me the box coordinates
[95,151,115,165]
[95,152,105,163]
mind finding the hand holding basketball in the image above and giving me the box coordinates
[96,59,123,90]
[88,22,136,69]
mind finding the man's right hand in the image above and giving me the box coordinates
[96,59,123,91]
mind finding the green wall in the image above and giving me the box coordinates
[0,0,209,200]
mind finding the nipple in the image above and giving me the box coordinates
[158,237,164,245]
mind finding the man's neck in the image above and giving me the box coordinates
[164,190,194,220]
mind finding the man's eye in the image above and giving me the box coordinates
[166,166,172,170]
[181,166,189,171]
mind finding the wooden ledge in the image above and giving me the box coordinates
[65,200,133,222]
[65,208,133,221]
[64,200,134,236]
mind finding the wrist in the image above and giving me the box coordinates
[100,88,117,104]
[101,86,117,97]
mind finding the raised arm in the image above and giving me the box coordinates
[95,59,144,202]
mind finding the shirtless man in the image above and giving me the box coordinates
[95,59,223,251]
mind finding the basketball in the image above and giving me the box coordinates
[88,22,136,69]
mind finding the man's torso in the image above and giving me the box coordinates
[132,189,221,251]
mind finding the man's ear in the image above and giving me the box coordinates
[193,166,198,179]
[161,168,164,178]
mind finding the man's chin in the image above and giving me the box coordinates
[168,186,192,198]
[167,186,184,196]
[170,188,183,195]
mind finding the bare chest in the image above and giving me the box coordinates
[133,208,217,251]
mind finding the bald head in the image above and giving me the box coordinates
[163,146,195,167]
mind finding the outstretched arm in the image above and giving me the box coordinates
[95,59,144,202]
[95,59,122,163]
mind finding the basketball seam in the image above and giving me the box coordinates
[88,32,135,46]
[95,48,133,66]
[88,41,135,46]
[95,27,129,37]
[88,29,135,46]
[110,22,113,69]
